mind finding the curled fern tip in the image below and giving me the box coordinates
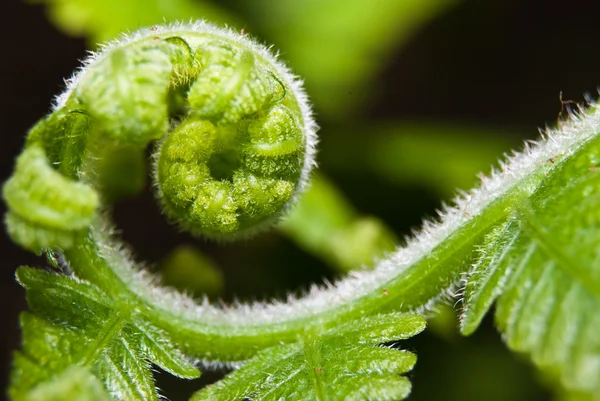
[7,21,318,245]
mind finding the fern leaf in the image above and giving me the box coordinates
[461,134,600,396]
[192,313,425,401]
[10,267,200,401]
[26,366,112,401]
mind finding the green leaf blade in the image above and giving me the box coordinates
[340,375,412,401]
[11,266,200,400]
[26,367,112,401]
[460,218,520,335]
[17,267,111,330]
[135,319,200,379]
[462,134,600,397]
[97,335,157,401]
[191,313,425,401]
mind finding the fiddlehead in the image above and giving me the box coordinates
[5,21,317,251]
[4,21,323,400]
[7,19,600,401]
[100,27,313,238]
[155,103,305,237]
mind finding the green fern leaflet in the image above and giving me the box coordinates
[193,313,425,401]
[461,134,600,396]
[10,267,200,401]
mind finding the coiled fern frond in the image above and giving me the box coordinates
[5,20,600,401]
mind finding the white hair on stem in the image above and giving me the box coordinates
[54,21,600,329]
[94,99,600,327]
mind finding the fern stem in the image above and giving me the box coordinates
[63,122,600,363]
[64,183,522,361]
[6,22,600,400]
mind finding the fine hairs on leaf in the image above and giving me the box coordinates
[12,266,199,401]
[3,20,600,401]
[192,313,425,401]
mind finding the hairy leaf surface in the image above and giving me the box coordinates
[461,134,600,396]
[7,19,600,401]
[10,267,200,401]
[192,313,425,401]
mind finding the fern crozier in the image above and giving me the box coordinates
[5,19,600,401]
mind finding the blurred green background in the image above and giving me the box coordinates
[3,0,600,400]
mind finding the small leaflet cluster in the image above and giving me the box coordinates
[193,313,425,401]
[10,267,199,401]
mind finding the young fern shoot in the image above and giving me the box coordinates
[4,21,423,401]
[4,20,600,401]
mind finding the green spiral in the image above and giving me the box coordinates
[154,34,309,237]
[4,22,317,248]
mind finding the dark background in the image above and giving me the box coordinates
[2,0,600,400]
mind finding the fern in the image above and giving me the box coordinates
[10,266,199,401]
[4,20,600,400]
[461,130,600,395]
[192,313,424,401]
